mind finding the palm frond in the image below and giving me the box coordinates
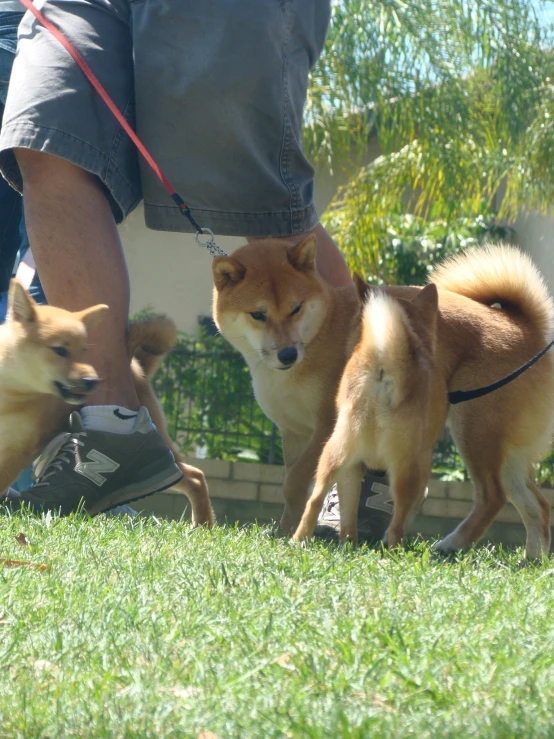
[306,0,553,242]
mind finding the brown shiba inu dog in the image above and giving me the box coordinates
[293,245,554,559]
[212,236,361,531]
[0,280,214,526]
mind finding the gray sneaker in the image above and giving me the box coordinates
[3,408,183,516]
[313,470,393,543]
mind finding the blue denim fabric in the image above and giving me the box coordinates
[0,12,22,81]
[0,167,22,292]
[0,11,42,303]
[0,289,7,322]
[0,12,26,294]
[0,12,45,303]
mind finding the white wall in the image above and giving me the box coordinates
[515,212,554,289]
[119,206,243,334]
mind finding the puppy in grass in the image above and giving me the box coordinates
[293,245,554,560]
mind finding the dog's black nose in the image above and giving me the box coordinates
[82,377,99,392]
[278,347,298,367]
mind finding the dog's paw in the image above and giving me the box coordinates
[289,536,308,549]
[434,533,464,554]
[381,528,404,550]
[518,552,547,569]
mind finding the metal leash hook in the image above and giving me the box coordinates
[195,227,228,258]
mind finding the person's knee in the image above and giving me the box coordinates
[14,148,95,191]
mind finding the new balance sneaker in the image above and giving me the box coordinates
[313,469,393,543]
[2,408,183,516]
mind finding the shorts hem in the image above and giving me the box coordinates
[144,202,320,238]
[0,122,141,223]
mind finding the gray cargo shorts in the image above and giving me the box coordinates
[0,0,329,237]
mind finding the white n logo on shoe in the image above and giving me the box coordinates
[365,482,427,514]
[75,449,120,487]
[365,482,394,514]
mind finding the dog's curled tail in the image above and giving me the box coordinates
[127,315,177,378]
[359,291,432,408]
[432,244,554,338]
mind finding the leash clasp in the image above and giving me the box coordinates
[195,227,227,258]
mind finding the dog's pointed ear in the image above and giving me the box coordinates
[413,283,439,313]
[287,235,316,272]
[212,256,246,290]
[353,273,373,303]
[75,304,109,333]
[7,279,37,324]
[403,284,439,344]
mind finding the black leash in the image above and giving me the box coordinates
[448,336,554,405]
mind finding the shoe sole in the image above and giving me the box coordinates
[87,467,184,516]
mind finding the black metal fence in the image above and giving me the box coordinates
[153,330,283,465]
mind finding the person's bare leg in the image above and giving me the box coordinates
[248,223,352,287]
[15,149,139,410]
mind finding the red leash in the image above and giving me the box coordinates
[16,0,225,256]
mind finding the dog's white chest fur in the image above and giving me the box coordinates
[252,369,318,435]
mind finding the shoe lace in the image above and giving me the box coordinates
[32,431,87,489]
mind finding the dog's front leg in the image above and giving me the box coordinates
[280,424,334,533]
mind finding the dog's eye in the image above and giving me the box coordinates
[250,311,267,322]
[290,303,303,316]
[52,346,69,358]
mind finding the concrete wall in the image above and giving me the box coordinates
[136,458,554,549]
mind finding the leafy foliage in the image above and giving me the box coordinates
[536,447,554,487]
[306,0,554,265]
[324,207,514,283]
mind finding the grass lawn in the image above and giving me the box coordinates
[0,513,553,738]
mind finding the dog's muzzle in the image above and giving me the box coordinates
[53,376,99,403]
